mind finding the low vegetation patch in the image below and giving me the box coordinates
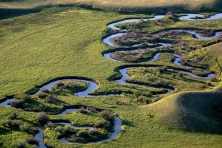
[50,109,117,143]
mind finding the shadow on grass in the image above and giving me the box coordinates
[0,6,46,20]
[122,120,134,127]
[160,89,222,135]
[0,3,105,20]
[0,127,10,134]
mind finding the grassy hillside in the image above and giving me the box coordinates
[145,88,222,134]
[0,0,221,12]
[206,42,222,77]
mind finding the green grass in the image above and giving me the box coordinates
[126,66,215,93]
[0,6,136,99]
[110,48,172,63]
[0,5,222,148]
[206,42,222,77]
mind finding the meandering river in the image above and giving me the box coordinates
[0,12,221,147]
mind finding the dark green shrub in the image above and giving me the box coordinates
[55,82,64,89]
[210,76,217,82]
[36,112,50,125]
[140,91,152,97]
[33,104,46,112]
[76,130,89,138]
[42,89,49,93]
[93,119,108,129]
[38,92,48,99]
[46,121,52,127]
[19,124,37,134]
[178,72,184,78]
[100,110,115,121]
[133,91,141,98]
[108,72,122,80]
[160,66,167,72]
[14,94,30,102]
[1,120,8,127]
[26,136,39,145]
[115,100,122,105]
[79,106,87,113]
[11,94,31,108]
[88,128,99,136]
[55,126,63,133]
[63,125,72,133]
[9,112,17,120]
[10,120,22,128]
[1,120,22,128]
[20,124,29,132]
[12,139,26,148]
[11,100,24,108]
[137,96,150,104]
[45,95,58,103]
[171,73,176,78]
[206,80,211,86]
[87,106,96,112]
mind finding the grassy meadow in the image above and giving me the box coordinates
[0,4,222,148]
[0,6,138,99]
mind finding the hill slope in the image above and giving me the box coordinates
[144,88,222,134]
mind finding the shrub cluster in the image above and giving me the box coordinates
[9,112,17,120]
[45,95,58,103]
[79,106,88,113]
[88,128,99,136]
[137,96,159,104]
[76,130,89,138]
[93,119,109,129]
[178,72,184,78]
[11,94,31,108]
[76,128,100,138]
[134,91,152,99]
[32,104,46,112]
[36,112,50,125]
[25,137,39,145]
[55,125,75,135]
[53,80,88,93]
[100,110,115,121]
[1,120,22,128]
[55,126,64,133]
[19,124,38,134]
[38,92,48,99]
[87,106,97,112]
[11,139,26,148]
